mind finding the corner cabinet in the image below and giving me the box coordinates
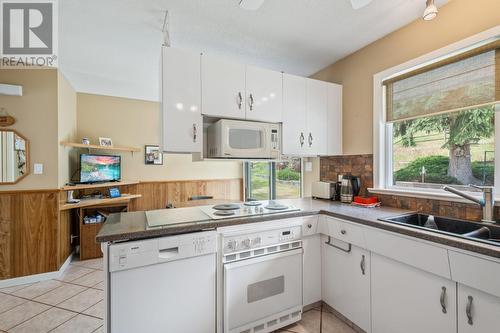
[371,253,457,333]
[161,47,202,153]
[322,236,370,332]
[282,74,342,156]
[201,55,282,123]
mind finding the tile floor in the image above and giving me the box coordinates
[275,305,356,333]
[0,257,104,333]
[0,257,355,333]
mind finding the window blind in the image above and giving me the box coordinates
[384,40,500,122]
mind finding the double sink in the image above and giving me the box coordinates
[380,213,500,247]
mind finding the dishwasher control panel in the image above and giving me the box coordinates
[223,226,301,254]
[109,231,216,272]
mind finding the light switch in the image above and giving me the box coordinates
[305,161,313,172]
[34,163,43,174]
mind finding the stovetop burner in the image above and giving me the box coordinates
[214,210,236,216]
[243,201,262,206]
[264,203,289,210]
[212,204,240,211]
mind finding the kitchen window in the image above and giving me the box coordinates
[244,158,302,200]
[373,35,500,199]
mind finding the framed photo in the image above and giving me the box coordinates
[145,145,163,165]
[99,137,113,147]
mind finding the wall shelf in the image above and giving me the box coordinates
[61,180,139,191]
[59,193,142,211]
[60,141,141,153]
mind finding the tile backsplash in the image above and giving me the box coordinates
[320,154,497,222]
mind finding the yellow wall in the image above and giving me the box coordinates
[313,0,500,155]
[76,93,243,181]
[0,69,59,190]
[57,72,77,187]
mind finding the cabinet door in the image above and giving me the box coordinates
[327,83,342,155]
[245,65,282,123]
[161,47,202,153]
[303,234,321,306]
[201,55,246,119]
[322,237,370,332]
[306,79,327,155]
[371,253,456,333]
[458,284,500,333]
[282,74,307,155]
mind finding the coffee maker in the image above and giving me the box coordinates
[340,175,361,203]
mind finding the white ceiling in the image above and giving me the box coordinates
[59,0,448,102]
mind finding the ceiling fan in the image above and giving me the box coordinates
[238,0,373,11]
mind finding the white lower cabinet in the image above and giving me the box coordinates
[302,234,322,306]
[322,236,370,332]
[371,253,456,333]
[458,283,500,333]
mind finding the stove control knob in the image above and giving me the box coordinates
[252,237,262,246]
[241,238,251,249]
[227,240,238,251]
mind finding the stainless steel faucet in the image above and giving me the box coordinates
[442,185,495,223]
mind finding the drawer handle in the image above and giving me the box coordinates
[466,296,473,325]
[360,255,366,275]
[340,229,347,235]
[325,236,351,253]
[307,224,312,229]
[440,286,447,314]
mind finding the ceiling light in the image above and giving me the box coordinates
[423,0,438,21]
[239,0,265,11]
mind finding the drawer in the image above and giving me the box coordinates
[364,228,451,279]
[449,251,500,298]
[323,217,366,248]
[301,215,319,236]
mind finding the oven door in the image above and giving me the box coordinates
[222,121,271,158]
[223,248,303,333]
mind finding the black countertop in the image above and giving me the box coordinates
[96,198,500,259]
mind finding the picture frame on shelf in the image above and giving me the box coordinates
[99,137,113,147]
[145,145,163,165]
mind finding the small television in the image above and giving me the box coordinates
[80,154,121,183]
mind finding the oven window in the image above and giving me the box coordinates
[228,128,263,149]
[247,276,285,303]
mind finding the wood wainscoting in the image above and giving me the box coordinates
[0,190,61,280]
[127,178,243,212]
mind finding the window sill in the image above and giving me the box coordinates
[368,187,500,207]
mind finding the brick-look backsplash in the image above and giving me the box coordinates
[320,154,497,222]
[320,154,373,196]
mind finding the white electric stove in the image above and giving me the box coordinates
[198,201,300,220]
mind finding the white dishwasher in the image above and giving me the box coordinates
[107,231,217,333]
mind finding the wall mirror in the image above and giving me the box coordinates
[0,129,29,184]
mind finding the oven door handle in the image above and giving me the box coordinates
[223,247,302,269]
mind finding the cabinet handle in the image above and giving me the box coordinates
[360,255,366,275]
[341,229,347,235]
[237,92,243,110]
[249,93,254,111]
[193,124,197,143]
[307,224,312,229]
[466,296,473,325]
[440,286,447,314]
[308,132,313,147]
[300,132,305,147]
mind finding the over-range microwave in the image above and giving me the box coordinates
[207,119,281,159]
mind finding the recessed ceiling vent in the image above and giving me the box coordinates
[239,0,266,11]
[349,0,373,10]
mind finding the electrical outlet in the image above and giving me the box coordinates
[34,163,43,174]
[305,161,313,172]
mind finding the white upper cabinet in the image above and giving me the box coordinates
[458,284,500,333]
[201,55,246,119]
[327,83,342,155]
[282,74,307,155]
[306,79,328,155]
[161,47,202,153]
[371,253,457,333]
[245,65,283,123]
